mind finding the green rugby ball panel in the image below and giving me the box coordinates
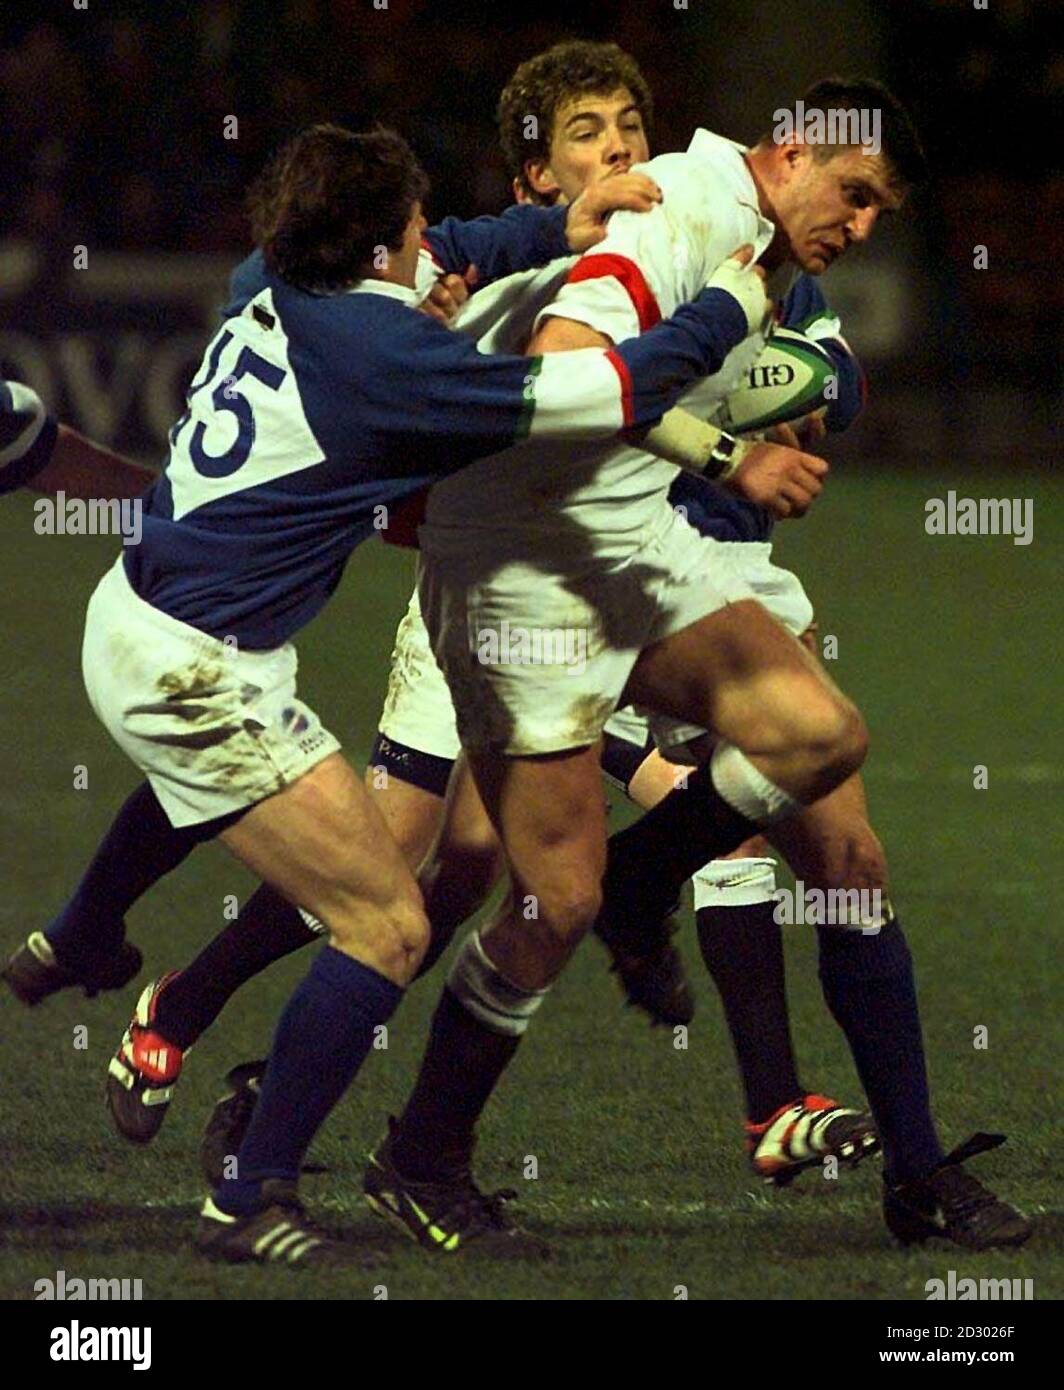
[720,328,835,434]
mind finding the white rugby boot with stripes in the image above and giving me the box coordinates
[746,1093,880,1186]
[196,1180,373,1267]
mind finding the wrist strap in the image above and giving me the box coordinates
[703,430,745,481]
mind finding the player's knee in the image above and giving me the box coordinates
[829,700,869,781]
[332,894,430,981]
[804,694,868,787]
[822,826,888,894]
[380,901,432,979]
[526,880,603,947]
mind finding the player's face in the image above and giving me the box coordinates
[525,88,650,205]
[771,147,902,274]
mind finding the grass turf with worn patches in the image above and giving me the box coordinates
[0,466,1059,1300]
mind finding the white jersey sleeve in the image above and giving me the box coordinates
[536,151,763,346]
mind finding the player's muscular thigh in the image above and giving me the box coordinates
[221,753,429,980]
[626,600,852,756]
[364,768,446,871]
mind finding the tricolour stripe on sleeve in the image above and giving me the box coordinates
[522,350,626,442]
[605,349,634,428]
[566,253,662,331]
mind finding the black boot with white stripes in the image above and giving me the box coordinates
[196,1179,376,1268]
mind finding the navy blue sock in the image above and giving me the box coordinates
[817,917,944,1183]
[697,900,802,1123]
[600,762,760,939]
[215,947,402,1214]
[45,782,239,977]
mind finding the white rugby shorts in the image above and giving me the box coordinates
[376,585,462,762]
[418,503,812,757]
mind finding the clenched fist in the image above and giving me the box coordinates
[723,439,828,519]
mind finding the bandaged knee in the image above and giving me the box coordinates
[447,929,549,1037]
[710,742,801,825]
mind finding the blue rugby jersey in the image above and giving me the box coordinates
[122,205,752,649]
[0,380,58,493]
[666,273,866,543]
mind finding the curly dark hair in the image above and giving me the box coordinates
[497,40,652,203]
[247,123,429,291]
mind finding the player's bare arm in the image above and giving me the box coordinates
[528,259,829,521]
[29,426,154,501]
[1,380,154,501]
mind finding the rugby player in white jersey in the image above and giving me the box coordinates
[366,41,878,1182]
[7,46,835,1171]
[364,80,1031,1255]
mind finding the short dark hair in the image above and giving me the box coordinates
[497,40,653,203]
[247,123,429,291]
[769,76,926,191]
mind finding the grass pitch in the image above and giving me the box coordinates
[0,464,1059,1300]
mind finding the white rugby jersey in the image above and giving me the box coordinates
[424,130,794,557]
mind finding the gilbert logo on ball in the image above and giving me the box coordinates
[720,329,836,435]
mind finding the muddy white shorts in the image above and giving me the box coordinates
[418,504,793,757]
[82,557,340,827]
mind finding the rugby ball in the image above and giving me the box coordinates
[719,327,835,435]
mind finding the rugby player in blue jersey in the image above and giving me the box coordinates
[5,48,862,1193]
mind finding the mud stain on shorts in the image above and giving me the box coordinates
[157,660,225,703]
[561,693,616,748]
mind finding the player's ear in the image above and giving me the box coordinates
[524,158,561,203]
[776,140,813,183]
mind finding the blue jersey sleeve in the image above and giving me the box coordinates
[342,283,752,476]
[0,379,58,493]
[780,275,865,432]
[423,205,570,289]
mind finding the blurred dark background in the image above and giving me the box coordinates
[1,0,1059,462]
